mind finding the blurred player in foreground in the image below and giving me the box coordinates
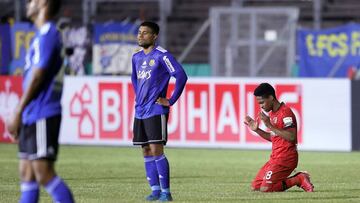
[7,0,74,202]
[244,83,314,192]
[131,21,187,201]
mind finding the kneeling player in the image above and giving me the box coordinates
[244,83,314,192]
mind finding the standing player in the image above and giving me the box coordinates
[7,0,74,202]
[131,21,188,201]
[244,83,314,192]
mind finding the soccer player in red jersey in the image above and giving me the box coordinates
[244,83,314,192]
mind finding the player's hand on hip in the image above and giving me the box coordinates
[6,111,21,142]
[156,97,170,106]
[244,116,259,131]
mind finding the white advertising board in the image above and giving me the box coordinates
[60,77,351,151]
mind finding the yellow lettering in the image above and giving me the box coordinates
[351,31,360,55]
[316,35,328,56]
[338,33,348,56]
[25,32,35,50]
[327,34,337,57]
[14,31,35,59]
[15,31,25,58]
[306,35,317,56]
[99,33,137,43]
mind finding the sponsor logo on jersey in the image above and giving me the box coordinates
[283,117,293,127]
[273,117,277,124]
[149,59,155,66]
[137,70,152,80]
[163,56,175,73]
[141,60,147,69]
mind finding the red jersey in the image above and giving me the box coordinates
[268,103,298,167]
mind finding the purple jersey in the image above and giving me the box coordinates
[22,22,63,124]
[131,46,187,119]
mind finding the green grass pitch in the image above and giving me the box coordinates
[1,143,360,202]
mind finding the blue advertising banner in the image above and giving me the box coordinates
[0,24,11,74]
[297,23,360,77]
[9,23,36,75]
[93,22,138,75]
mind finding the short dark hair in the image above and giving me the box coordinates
[47,0,62,17]
[140,21,159,35]
[254,83,276,99]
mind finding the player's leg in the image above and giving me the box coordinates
[259,163,294,192]
[32,160,74,202]
[145,114,172,201]
[251,161,270,191]
[19,160,39,203]
[18,125,39,203]
[285,171,314,192]
[134,118,161,201]
[142,145,161,200]
[30,116,74,203]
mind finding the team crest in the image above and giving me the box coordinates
[273,117,277,124]
[149,59,155,66]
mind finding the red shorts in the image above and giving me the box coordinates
[251,161,296,191]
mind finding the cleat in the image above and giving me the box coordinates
[295,171,314,192]
[159,192,173,202]
[145,194,160,201]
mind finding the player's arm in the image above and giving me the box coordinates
[7,68,47,137]
[244,116,272,142]
[259,112,297,143]
[131,56,137,93]
[7,33,56,139]
[156,54,188,106]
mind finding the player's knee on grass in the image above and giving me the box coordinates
[251,181,261,191]
[260,185,274,192]
[259,182,285,192]
[251,186,260,191]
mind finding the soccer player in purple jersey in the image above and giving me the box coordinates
[131,21,188,201]
[7,0,74,202]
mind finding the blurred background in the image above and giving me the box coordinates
[0,0,359,151]
[1,0,360,78]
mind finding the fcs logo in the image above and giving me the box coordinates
[137,70,152,80]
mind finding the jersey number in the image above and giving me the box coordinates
[265,171,273,180]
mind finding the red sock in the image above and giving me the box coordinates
[285,175,300,188]
[271,181,286,192]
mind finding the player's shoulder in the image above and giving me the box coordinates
[280,103,294,116]
[155,46,168,54]
[38,22,60,42]
[132,48,143,58]
[154,46,175,60]
[39,22,57,36]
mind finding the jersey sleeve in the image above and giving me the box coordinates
[160,53,188,106]
[131,56,138,92]
[32,31,59,70]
